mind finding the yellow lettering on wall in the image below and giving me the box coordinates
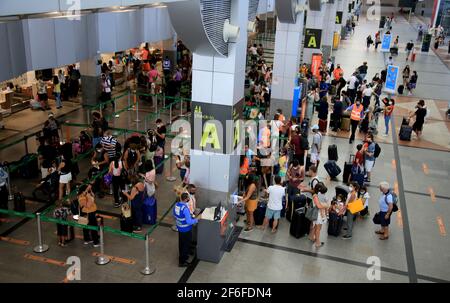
[200,122,221,150]
[233,120,240,148]
[336,15,340,24]
[307,36,317,48]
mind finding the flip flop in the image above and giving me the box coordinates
[315,242,325,248]
[375,230,384,235]
[379,236,389,240]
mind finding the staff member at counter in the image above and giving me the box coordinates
[173,192,200,267]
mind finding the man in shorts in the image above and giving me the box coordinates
[310,125,322,168]
[262,176,285,233]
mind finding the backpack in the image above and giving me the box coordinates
[300,134,310,150]
[148,133,158,152]
[374,143,381,158]
[385,190,399,212]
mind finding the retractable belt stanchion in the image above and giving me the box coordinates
[134,90,140,123]
[95,222,110,265]
[6,166,13,201]
[141,233,156,275]
[166,153,177,182]
[24,136,29,155]
[33,213,49,253]
[169,102,173,123]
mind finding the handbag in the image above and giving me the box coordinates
[145,181,155,197]
[121,202,132,218]
[348,198,365,214]
[103,173,113,186]
[77,206,89,225]
[373,212,381,225]
[305,205,319,222]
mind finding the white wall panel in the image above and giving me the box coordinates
[7,21,28,77]
[0,0,59,16]
[25,19,58,70]
[54,18,76,67]
[0,24,13,81]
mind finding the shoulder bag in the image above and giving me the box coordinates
[347,198,365,214]
[121,202,132,218]
[305,195,319,221]
[77,206,89,225]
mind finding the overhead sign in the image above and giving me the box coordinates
[304,28,322,49]
[291,85,303,118]
[384,65,399,93]
[381,34,392,52]
[336,11,343,24]
[311,53,323,80]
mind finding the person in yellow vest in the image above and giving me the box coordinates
[345,99,365,144]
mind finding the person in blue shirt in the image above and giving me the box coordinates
[376,182,394,240]
[173,192,199,267]
[363,133,376,182]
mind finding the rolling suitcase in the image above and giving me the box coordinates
[335,185,350,200]
[13,192,26,212]
[142,196,157,225]
[399,125,413,141]
[153,156,164,174]
[341,117,351,131]
[286,193,307,222]
[253,201,267,226]
[401,117,410,126]
[289,207,310,238]
[328,144,338,161]
[120,215,134,233]
[343,155,355,184]
[305,154,312,172]
[324,160,341,178]
[318,119,328,133]
[327,212,343,236]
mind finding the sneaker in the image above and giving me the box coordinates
[92,243,100,248]
[342,235,352,239]
[178,262,190,267]
[113,203,121,208]
[133,227,142,233]
[244,227,254,232]
[84,241,93,245]
[382,133,388,137]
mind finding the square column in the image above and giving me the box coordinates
[189,0,249,207]
[302,8,326,64]
[270,5,305,118]
[79,56,101,106]
[322,2,338,59]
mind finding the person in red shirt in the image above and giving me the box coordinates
[333,64,344,81]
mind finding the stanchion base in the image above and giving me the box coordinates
[166,176,177,182]
[115,114,120,118]
[33,244,49,253]
[8,195,14,201]
[96,256,111,265]
[141,266,156,275]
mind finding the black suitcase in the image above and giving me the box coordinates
[335,185,349,200]
[343,155,355,184]
[327,212,343,237]
[286,193,307,222]
[324,160,341,178]
[305,154,312,172]
[19,154,39,179]
[153,156,164,175]
[13,192,26,212]
[399,125,413,141]
[401,117,410,126]
[328,144,338,161]
[253,201,267,226]
[289,207,310,238]
[397,85,404,95]
[120,216,133,233]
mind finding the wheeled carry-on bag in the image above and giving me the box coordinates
[399,125,413,141]
[328,144,338,161]
[120,215,134,233]
[343,155,355,184]
[327,212,343,237]
[253,201,267,226]
[142,196,157,225]
[289,207,310,238]
[324,160,341,178]
[286,193,307,222]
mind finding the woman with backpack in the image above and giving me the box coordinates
[109,156,125,208]
[123,143,141,176]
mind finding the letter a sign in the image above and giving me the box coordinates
[304,29,322,49]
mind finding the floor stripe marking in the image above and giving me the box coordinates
[397,211,403,228]
[91,252,136,265]
[98,214,117,220]
[0,236,30,246]
[422,163,429,175]
[428,187,436,203]
[437,216,447,236]
[0,218,19,223]
[24,254,66,267]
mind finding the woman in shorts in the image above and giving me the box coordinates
[238,174,258,232]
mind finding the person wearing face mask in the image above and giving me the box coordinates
[345,99,365,144]
[90,143,109,198]
[363,134,376,183]
[342,182,360,239]
[308,182,329,248]
[382,99,394,136]
[358,185,370,218]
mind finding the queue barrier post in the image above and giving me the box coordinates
[141,233,156,275]
[127,89,131,110]
[95,224,111,265]
[6,166,13,201]
[24,136,29,155]
[180,98,184,117]
[166,153,177,182]
[134,90,140,123]
[169,102,173,124]
[33,213,49,253]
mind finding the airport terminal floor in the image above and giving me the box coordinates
[0,8,449,285]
